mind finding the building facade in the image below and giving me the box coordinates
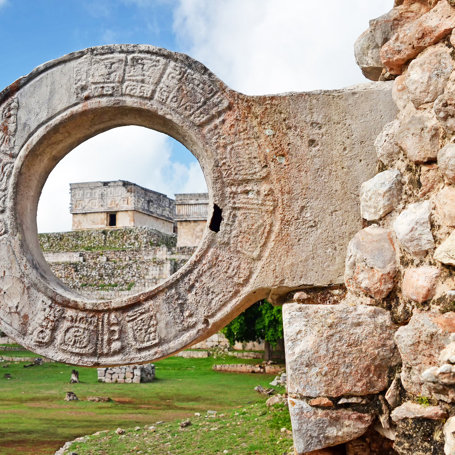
[174,193,209,247]
[70,181,175,235]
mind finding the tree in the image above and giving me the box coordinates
[221,300,283,361]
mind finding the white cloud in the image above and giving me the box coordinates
[37,126,207,233]
[173,0,392,94]
[0,0,8,8]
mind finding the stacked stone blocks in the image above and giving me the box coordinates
[97,364,155,384]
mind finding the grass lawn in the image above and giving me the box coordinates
[62,401,293,455]
[0,350,286,455]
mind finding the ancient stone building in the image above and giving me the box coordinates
[10,6,455,453]
[174,193,208,247]
[70,180,175,234]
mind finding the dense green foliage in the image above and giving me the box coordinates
[221,300,284,348]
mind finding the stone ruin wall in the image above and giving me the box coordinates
[97,364,155,384]
[283,2,455,454]
[39,227,192,299]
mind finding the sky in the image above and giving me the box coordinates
[0,0,393,232]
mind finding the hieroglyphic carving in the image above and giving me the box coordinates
[126,306,159,349]
[98,313,122,355]
[31,299,64,346]
[0,275,25,313]
[58,311,98,355]
[74,53,229,126]
[124,54,167,98]
[0,98,18,154]
[164,288,197,329]
[226,183,276,259]
[75,55,126,99]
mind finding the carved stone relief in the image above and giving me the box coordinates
[0,44,397,365]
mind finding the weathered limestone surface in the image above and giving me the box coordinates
[0,45,397,366]
[438,144,455,183]
[359,170,402,221]
[381,0,455,75]
[396,112,442,163]
[405,44,453,107]
[283,304,399,398]
[391,402,448,422]
[344,226,397,299]
[435,231,455,265]
[395,310,455,397]
[375,120,401,166]
[444,417,455,455]
[402,267,440,303]
[435,187,455,226]
[393,201,435,258]
[288,398,373,454]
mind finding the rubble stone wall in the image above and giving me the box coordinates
[284,2,455,454]
[97,364,155,383]
[38,227,193,299]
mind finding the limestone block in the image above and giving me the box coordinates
[374,120,401,166]
[125,378,132,384]
[396,112,442,162]
[133,377,140,383]
[0,45,398,366]
[395,310,455,396]
[345,226,398,299]
[355,1,432,80]
[288,398,373,454]
[391,402,448,422]
[438,144,455,183]
[405,45,453,107]
[420,164,442,197]
[381,0,455,75]
[354,29,384,81]
[436,187,455,226]
[360,170,402,221]
[435,231,455,265]
[434,93,455,133]
[393,201,435,258]
[393,75,411,111]
[402,267,441,302]
[97,369,105,378]
[444,417,455,455]
[283,304,399,398]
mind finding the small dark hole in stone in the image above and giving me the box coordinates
[209,204,223,233]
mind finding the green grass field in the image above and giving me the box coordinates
[0,350,286,455]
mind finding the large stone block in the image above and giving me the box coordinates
[289,398,373,454]
[283,304,399,398]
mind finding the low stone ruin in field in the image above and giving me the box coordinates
[97,364,155,384]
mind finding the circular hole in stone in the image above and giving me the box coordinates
[37,126,208,301]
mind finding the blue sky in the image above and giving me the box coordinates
[0,0,393,232]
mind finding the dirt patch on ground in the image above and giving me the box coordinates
[1,439,64,455]
[112,397,135,404]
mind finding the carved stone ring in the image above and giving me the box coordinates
[0,45,396,365]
